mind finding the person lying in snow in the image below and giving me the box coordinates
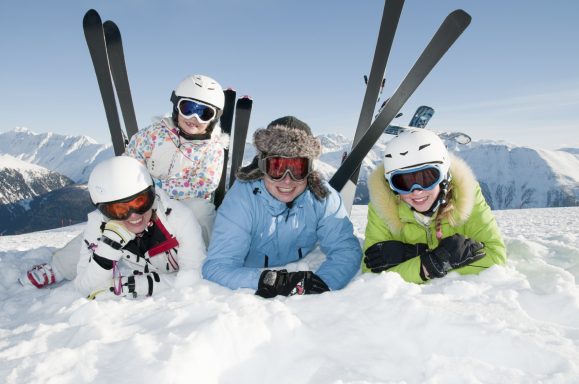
[362,128,506,282]
[24,156,206,299]
[202,116,362,298]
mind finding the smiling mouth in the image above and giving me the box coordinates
[128,217,143,225]
[277,186,294,193]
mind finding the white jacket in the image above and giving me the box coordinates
[74,189,206,297]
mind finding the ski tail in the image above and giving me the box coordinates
[214,89,237,208]
[408,105,435,128]
[228,96,253,188]
[83,9,125,155]
[330,10,472,192]
[103,20,139,141]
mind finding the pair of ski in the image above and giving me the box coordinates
[330,0,472,212]
[83,9,138,156]
[214,91,253,207]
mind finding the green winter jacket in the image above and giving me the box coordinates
[363,155,506,283]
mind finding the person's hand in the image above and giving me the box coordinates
[102,221,135,246]
[255,270,330,298]
[420,234,485,279]
[364,241,428,273]
[114,271,161,299]
[94,221,136,263]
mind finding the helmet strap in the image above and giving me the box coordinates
[418,177,450,217]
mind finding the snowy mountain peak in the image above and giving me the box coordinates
[0,128,112,183]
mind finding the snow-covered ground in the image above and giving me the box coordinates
[1,206,578,384]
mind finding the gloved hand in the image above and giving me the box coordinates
[364,241,428,273]
[113,271,161,299]
[93,221,136,264]
[255,270,330,298]
[103,221,136,246]
[420,234,485,280]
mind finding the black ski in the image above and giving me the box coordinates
[228,96,253,188]
[330,10,472,192]
[103,20,139,141]
[83,9,125,156]
[341,0,404,210]
[214,89,237,207]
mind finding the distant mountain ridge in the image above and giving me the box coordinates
[1,127,578,234]
[0,127,113,183]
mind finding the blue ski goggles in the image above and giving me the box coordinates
[177,98,217,123]
[386,164,445,194]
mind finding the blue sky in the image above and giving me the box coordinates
[1,0,578,149]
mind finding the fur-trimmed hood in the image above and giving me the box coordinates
[367,154,478,236]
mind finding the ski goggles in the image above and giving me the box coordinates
[386,164,445,194]
[176,98,217,123]
[97,186,156,221]
[259,156,312,181]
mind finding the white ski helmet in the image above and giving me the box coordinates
[383,128,450,180]
[88,156,154,204]
[171,74,225,110]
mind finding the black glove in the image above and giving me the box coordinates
[255,270,330,298]
[364,241,428,273]
[420,234,485,280]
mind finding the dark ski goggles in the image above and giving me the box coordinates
[177,98,217,123]
[259,156,312,181]
[97,187,155,221]
[387,164,444,194]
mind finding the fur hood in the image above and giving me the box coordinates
[367,154,478,236]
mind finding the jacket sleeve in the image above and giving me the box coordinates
[314,187,362,290]
[202,182,262,290]
[197,140,225,197]
[74,211,115,296]
[124,129,150,162]
[452,185,507,274]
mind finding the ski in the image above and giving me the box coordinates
[228,96,253,188]
[341,0,404,212]
[408,105,434,128]
[439,131,471,144]
[103,20,139,141]
[330,9,472,192]
[214,89,237,207]
[384,125,472,144]
[83,9,125,156]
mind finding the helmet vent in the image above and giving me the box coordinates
[419,144,431,150]
[385,154,392,158]
[400,151,408,156]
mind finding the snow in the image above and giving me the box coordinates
[1,206,579,383]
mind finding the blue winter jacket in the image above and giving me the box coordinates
[202,179,362,291]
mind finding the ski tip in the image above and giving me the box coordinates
[448,9,472,27]
[103,20,120,32]
[240,95,253,100]
[83,9,101,24]
[224,87,237,92]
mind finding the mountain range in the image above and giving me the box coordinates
[1,127,578,234]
